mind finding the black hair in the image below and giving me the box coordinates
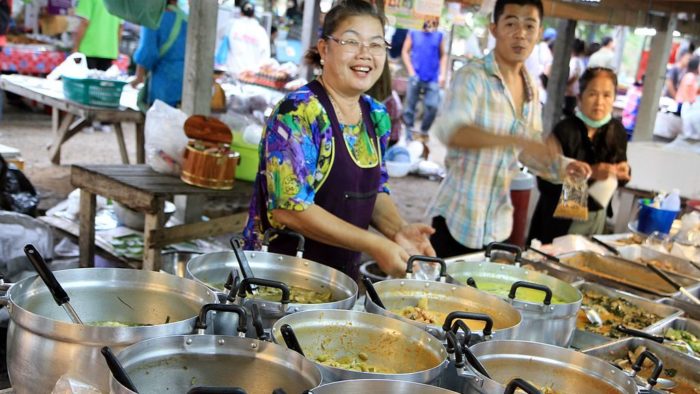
[304,0,385,68]
[586,42,601,57]
[572,38,585,56]
[241,1,255,17]
[601,36,613,47]
[579,67,618,97]
[492,0,544,24]
[271,25,278,34]
[689,56,700,73]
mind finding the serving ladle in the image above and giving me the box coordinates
[24,244,84,325]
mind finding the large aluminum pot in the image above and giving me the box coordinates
[110,304,322,394]
[187,250,357,328]
[308,379,458,393]
[447,261,582,347]
[458,340,640,393]
[364,278,521,341]
[271,309,448,384]
[0,268,218,394]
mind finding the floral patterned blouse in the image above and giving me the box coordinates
[244,83,392,248]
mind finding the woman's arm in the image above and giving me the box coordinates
[371,193,435,257]
[271,205,409,277]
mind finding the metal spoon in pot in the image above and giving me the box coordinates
[581,306,603,327]
[23,244,84,325]
[362,275,386,309]
[101,346,138,393]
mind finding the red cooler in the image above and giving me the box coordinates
[508,170,535,247]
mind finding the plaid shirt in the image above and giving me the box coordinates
[430,52,564,249]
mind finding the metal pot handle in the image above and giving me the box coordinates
[508,281,553,306]
[615,325,665,343]
[451,319,473,350]
[632,350,663,388]
[442,311,493,337]
[406,255,447,281]
[445,331,465,369]
[262,228,306,257]
[0,273,12,306]
[251,304,270,341]
[237,278,291,305]
[194,303,248,336]
[465,277,478,289]
[187,387,247,394]
[485,242,523,263]
[504,378,541,394]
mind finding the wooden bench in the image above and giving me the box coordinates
[72,164,253,270]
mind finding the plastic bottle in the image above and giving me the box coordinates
[661,188,681,211]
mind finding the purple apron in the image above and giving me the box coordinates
[261,80,382,280]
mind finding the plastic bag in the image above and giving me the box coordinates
[46,52,89,80]
[51,374,101,394]
[0,211,54,280]
[144,100,189,175]
[0,155,39,217]
[553,175,589,221]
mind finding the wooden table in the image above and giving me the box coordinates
[72,164,253,271]
[0,74,145,165]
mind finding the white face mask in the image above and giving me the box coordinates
[576,108,611,129]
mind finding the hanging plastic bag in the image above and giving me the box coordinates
[553,175,589,221]
[144,100,189,175]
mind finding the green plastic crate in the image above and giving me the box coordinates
[62,76,127,108]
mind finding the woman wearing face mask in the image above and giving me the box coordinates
[528,67,631,244]
[243,0,435,280]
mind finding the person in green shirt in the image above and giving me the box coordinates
[73,0,122,70]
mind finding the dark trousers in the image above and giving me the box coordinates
[430,216,484,258]
[86,57,114,71]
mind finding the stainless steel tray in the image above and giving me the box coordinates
[570,282,684,350]
[583,338,700,392]
[557,251,699,297]
[657,297,700,320]
[646,317,700,359]
[616,245,700,281]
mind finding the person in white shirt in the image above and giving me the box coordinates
[216,1,270,76]
[524,27,555,103]
[588,36,616,71]
[564,38,586,116]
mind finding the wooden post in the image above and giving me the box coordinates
[299,0,321,82]
[613,26,627,73]
[543,19,576,134]
[633,15,677,142]
[181,0,218,117]
[78,189,96,268]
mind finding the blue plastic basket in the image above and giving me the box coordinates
[636,199,679,235]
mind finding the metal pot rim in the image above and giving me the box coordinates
[366,279,522,335]
[3,268,218,341]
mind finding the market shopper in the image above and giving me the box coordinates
[529,68,630,244]
[587,36,616,71]
[428,0,591,257]
[73,0,122,71]
[675,55,700,105]
[400,18,447,140]
[663,48,691,99]
[243,0,435,279]
[130,0,187,110]
[563,38,586,117]
[216,1,270,76]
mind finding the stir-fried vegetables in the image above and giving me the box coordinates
[665,328,700,357]
[576,290,661,338]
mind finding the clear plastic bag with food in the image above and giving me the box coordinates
[553,175,589,221]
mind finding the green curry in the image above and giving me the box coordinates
[473,280,568,304]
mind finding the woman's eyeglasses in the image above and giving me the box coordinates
[326,35,391,56]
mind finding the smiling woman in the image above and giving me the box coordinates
[242,0,436,280]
